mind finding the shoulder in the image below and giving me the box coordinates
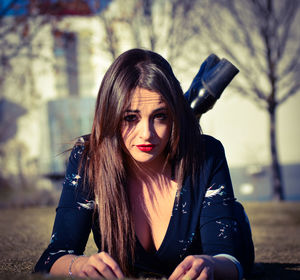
[198,134,229,180]
[70,134,90,160]
[65,135,90,175]
[201,134,225,159]
[74,134,90,149]
[185,135,226,186]
[63,135,91,192]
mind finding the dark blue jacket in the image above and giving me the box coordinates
[34,135,254,278]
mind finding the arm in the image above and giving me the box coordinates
[34,144,93,273]
[169,138,245,280]
[50,252,124,279]
[34,143,124,279]
[197,139,245,279]
[168,254,237,280]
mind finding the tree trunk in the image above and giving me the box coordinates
[269,107,284,201]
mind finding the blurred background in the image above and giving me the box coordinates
[0,0,299,207]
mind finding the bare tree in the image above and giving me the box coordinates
[98,0,205,70]
[0,1,51,92]
[199,0,300,201]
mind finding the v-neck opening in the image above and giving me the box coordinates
[135,187,180,256]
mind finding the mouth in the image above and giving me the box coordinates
[136,144,155,152]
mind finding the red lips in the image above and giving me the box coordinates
[136,144,155,152]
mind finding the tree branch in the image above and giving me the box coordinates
[277,83,300,105]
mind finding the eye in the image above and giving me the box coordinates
[124,114,138,122]
[154,113,168,121]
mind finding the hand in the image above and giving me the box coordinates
[74,252,124,279]
[168,255,215,280]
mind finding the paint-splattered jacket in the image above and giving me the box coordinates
[34,135,254,278]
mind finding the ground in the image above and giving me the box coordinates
[0,202,299,279]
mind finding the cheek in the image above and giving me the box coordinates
[156,122,171,141]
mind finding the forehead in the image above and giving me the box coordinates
[129,87,166,108]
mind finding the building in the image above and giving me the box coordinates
[0,0,112,190]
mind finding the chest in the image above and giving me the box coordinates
[130,180,178,252]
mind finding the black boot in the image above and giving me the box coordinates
[184,54,239,119]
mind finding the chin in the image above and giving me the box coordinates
[134,157,155,164]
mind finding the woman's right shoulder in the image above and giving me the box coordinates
[70,134,90,160]
[63,135,91,191]
[74,134,90,147]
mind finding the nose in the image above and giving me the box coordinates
[139,119,154,140]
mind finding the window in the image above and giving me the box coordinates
[53,29,79,96]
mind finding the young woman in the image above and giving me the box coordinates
[34,48,253,279]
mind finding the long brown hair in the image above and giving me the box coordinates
[82,48,203,275]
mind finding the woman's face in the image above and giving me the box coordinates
[121,87,172,168]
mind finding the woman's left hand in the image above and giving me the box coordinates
[168,255,215,280]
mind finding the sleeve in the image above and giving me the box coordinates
[199,139,249,278]
[214,254,243,280]
[34,144,94,273]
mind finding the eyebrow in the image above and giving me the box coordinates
[125,107,168,113]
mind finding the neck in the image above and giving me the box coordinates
[126,156,173,187]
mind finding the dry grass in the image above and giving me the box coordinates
[243,202,300,279]
[0,202,299,279]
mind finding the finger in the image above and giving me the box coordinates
[169,266,185,280]
[95,259,117,279]
[197,266,212,280]
[88,255,117,279]
[183,259,205,280]
[168,264,187,280]
[98,252,125,279]
[81,266,103,279]
[169,257,194,280]
[183,265,202,280]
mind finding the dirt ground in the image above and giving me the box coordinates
[0,202,299,280]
